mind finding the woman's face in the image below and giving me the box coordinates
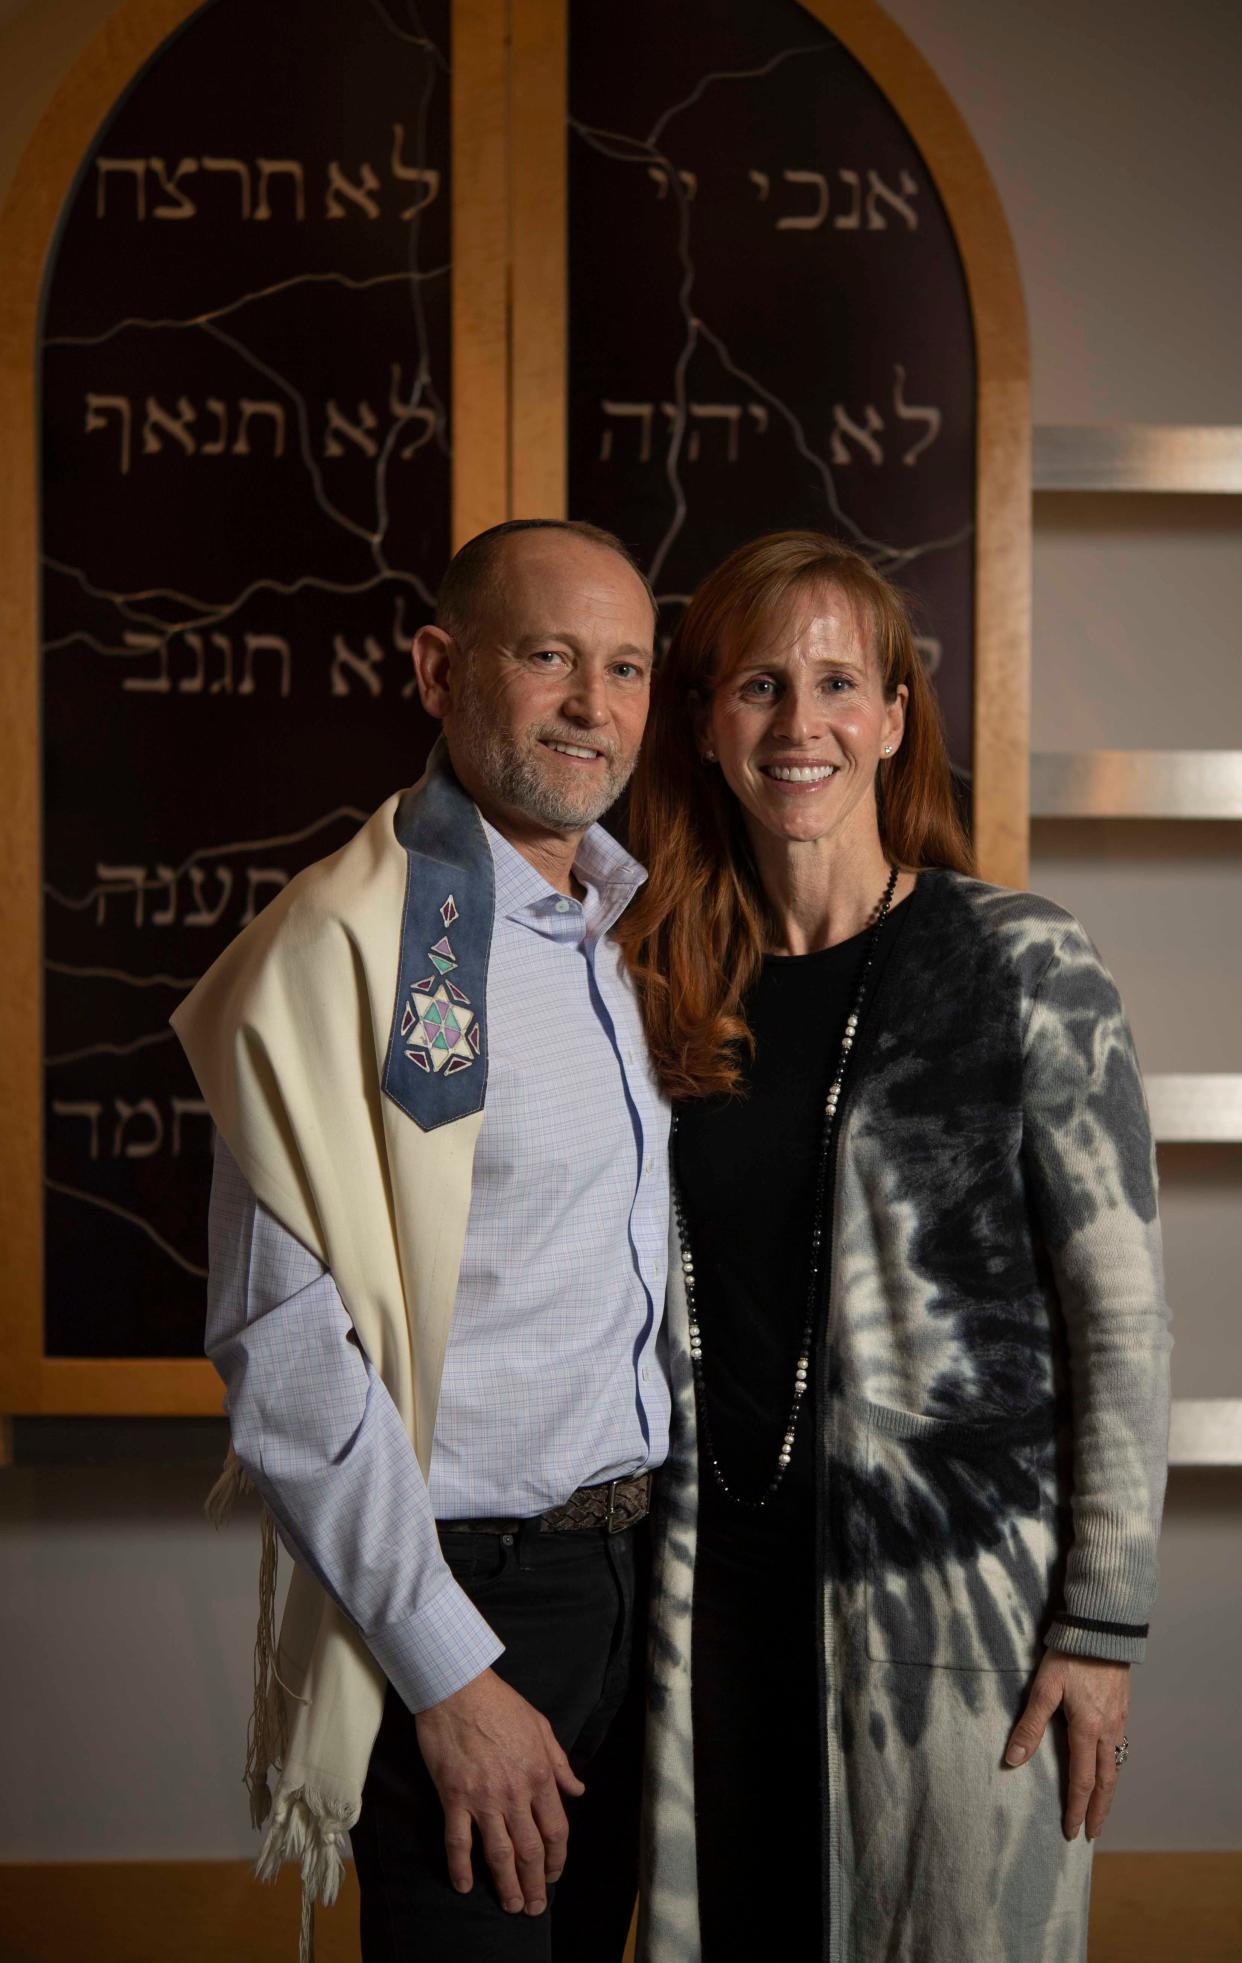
[701,588,906,854]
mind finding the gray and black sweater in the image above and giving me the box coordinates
[640,870,1172,1963]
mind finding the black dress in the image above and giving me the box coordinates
[674,904,907,1961]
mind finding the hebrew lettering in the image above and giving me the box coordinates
[892,365,941,464]
[865,167,919,231]
[142,395,197,457]
[239,633,292,698]
[95,866,148,928]
[201,156,252,218]
[184,865,234,928]
[171,1097,211,1157]
[95,158,147,219]
[599,401,654,464]
[52,1100,103,1160]
[833,168,861,231]
[151,865,178,927]
[331,633,385,696]
[326,160,382,219]
[120,631,170,695]
[84,394,132,475]
[255,158,306,221]
[776,169,828,232]
[688,403,742,464]
[233,398,286,458]
[201,399,229,454]
[391,125,440,217]
[149,156,198,220]
[113,1098,165,1160]
[325,399,380,458]
[829,404,885,466]
[389,364,442,455]
[240,867,290,925]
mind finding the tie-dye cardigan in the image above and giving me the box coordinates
[640,871,1171,1963]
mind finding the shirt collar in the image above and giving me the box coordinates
[481,814,647,940]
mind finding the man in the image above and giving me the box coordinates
[173,519,669,1960]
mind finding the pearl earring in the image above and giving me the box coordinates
[882,745,892,756]
[703,749,716,763]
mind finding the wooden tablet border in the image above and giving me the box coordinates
[0,0,1027,1415]
[0,0,507,1416]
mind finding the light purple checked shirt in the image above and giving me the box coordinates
[205,815,671,1713]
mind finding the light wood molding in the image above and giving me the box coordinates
[796,0,1031,888]
[0,1854,1236,1962]
[452,0,509,545]
[509,0,568,518]
[1034,424,1242,493]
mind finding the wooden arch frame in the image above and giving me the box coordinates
[0,0,1027,1418]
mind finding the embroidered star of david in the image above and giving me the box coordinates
[400,896,479,1075]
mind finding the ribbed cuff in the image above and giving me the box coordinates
[1045,1616,1147,1665]
[368,1575,505,1712]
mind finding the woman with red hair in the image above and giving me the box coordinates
[619,533,1169,1962]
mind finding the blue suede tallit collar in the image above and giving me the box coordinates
[383,740,496,1132]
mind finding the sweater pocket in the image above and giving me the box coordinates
[862,1400,1052,1673]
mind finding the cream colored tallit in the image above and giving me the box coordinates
[172,762,486,1953]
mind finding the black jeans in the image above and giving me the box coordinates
[352,1515,649,1961]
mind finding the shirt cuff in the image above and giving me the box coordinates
[367,1574,505,1712]
[1044,1614,1147,1665]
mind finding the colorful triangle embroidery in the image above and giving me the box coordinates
[440,895,459,927]
[445,1054,472,1074]
[430,952,455,976]
[446,978,470,1004]
[405,1047,430,1072]
[468,1024,481,1053]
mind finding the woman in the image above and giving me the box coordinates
[619,534,1170,1963]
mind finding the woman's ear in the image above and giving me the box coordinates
[883,681,908,759]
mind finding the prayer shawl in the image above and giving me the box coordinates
[640,872,1171,1963]
[172,745,498,1953]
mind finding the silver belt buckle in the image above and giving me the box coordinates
[605,1478,623,1534]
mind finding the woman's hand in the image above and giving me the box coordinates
[1004,1650,1131,1841]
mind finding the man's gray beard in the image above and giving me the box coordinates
[454,681,635,830]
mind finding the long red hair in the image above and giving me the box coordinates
[618,532,974,1100]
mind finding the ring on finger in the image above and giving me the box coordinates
[1114,1735,1130,1768]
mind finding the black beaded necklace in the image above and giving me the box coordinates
[670,864,899,1508]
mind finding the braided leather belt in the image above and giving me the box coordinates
[441,1471,653,1538]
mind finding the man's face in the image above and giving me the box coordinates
[442,533,655,834]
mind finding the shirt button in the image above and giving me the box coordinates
[645,1156,653,1173]
[555,898,573,913]
[642,1367,650,1384]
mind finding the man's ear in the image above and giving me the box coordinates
[412,625,456,720]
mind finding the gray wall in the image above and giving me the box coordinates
[2,0,1239,1860]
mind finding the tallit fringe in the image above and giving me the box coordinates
[204,1442,253,1526]
[205,1447,351,1961]
[255,1786,358,1963]
[245,1503,291,1826]
[203,1451,290,1830]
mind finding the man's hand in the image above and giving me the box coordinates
[1004,1650,1131,1841]
[415,1667,585,1915]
